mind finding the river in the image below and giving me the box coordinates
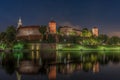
[0,51,120,80]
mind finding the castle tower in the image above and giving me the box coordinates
[92,27,99,37]
[17,17,22,28]
[49,20,56,34]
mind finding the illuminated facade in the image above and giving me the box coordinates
[49,20,56,34]
[60,26,73,36]
[73,29,82,36]
[59,26,81,36]
[16,26,41,40]
[92,27,99,37]
[16,18,42,41]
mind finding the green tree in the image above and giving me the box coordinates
[5,26,16,47]
[6,26,16,42]
[107,36,120,45]
[58,26,62,34]
[47,34,56,43]
[39,25,47,35]
[81,28,92,37]
[81,37,99,45]
[0,32,7,41]
[2,54,16,75]
[98,34,109,44]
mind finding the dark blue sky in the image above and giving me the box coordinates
[0,0,120,36]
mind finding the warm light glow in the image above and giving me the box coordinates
[92,27,98,36]
[36,44,40,50]
[31,44,34,50]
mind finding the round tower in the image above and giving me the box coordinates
[49,20,56,34]
[92,27,99,37]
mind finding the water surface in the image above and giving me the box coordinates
[0,51,120,80]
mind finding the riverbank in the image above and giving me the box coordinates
[1,43,120,51]
[56,44,120,51]
[32,43,120,51]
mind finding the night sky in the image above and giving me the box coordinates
[0,0,120,36]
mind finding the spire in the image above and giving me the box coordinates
[17,17,22,28]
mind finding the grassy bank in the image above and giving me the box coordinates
[10,43,120,51]
[56,43,120,51]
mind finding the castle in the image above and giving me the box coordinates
[16,18,99,41]
[16,18,57,41]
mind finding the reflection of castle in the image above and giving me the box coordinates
[93,62,99,73]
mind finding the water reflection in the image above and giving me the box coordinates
[0,51,120,80]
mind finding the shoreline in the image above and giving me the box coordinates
[0,44,120,52]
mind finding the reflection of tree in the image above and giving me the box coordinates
[57,63,77,74]
[83,62,92,72]
[109,54,120,64]
[98,54,110,65]
[39,65,47,74]
[2,54,16,75]
[98,53,120,65]
[57,51,120,73]
[112,57,120,64]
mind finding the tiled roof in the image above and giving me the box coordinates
[18,25,40,29]
[49,20,56,23]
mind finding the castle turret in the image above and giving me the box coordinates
[49,20,56,34]
[92,27,99,37]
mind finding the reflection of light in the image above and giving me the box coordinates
[31,44,34,50]
[48,66,56,80]
[64,39,66,42]
[16,71,21,80]
[67,53,70,60]
[58,45,62,49]
[36,44,39,50]
[36,51,39,59]
[93,62,99,73]
[32,51,34,59]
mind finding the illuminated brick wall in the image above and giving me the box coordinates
[16,26,41,40]
[92,27,99,37]
[49,21,56,34]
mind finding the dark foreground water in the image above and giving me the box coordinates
[0,51,120,80]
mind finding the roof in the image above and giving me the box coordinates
[93,27,98,28]
[73,29,81,31]
[49,20,56,23]
[59,26,72,28]
[18,25,40,29]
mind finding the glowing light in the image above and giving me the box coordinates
[36,44,40,50]
[31,44,34,50]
